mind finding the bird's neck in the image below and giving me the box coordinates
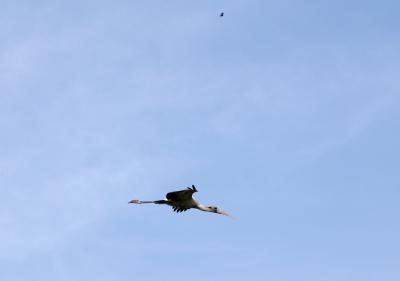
[196,204,213,212]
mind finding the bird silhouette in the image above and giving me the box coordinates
[129,185,231,216]
[220,12,224,17]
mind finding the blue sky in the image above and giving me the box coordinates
[1,1,400,280]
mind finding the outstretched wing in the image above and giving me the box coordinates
[166,185,198,202]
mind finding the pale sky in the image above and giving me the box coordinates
[1,1,400,280]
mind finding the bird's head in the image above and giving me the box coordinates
[208,206,231,217]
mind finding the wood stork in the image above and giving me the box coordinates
[129,185,231,216]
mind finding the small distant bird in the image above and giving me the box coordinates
[220,12,224,17]
[129,185,231,217]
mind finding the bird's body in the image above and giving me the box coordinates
[220,12,224,17]
[169,198,198,212]
[129,185,230,216]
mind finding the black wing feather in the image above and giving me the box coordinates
[172,207,189,213]
[166,185,198,201]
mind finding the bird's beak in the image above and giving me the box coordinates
[217,209,232,217]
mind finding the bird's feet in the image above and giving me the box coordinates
[129,199,142,204]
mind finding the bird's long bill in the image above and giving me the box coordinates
[217,208,232,217]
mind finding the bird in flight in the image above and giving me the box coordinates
[220,12,224,17]
[129,185,231,217]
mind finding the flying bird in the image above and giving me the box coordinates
[129,185,231,216]
[220,12,224,17]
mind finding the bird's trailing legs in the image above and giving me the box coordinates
[129,199,167,204]
[129,200,148,204]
